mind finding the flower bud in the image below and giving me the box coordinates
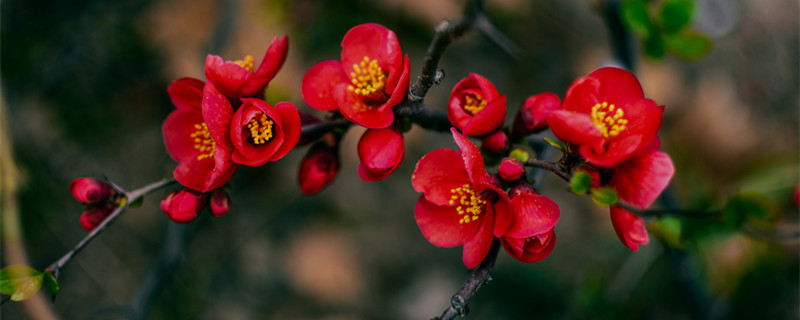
[79,204,115,231]
[161,188,207,223]
[298,136,340,195]
[70,178,113,205]
[499,157,525,182]
[209,189,231,217]
[511,92,560,137]
[357,127,404,182]
[481,130,509,155]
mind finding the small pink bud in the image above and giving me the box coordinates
[70,178,113,205]
[357,127,404,182]
[161,188,207,223]
[79,205,115,231]
[512,92,560,137]
[499,157,525,182]
[209,189,231,217]
[481,130,509,155]
[298,137,340,195]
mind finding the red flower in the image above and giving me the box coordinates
[447,73,506,137]
[512,92,561,137]
[301,23,411,129]
[501,229,556,263]
[498,158,524,182]
[357,127,404,182]
[205,35,289,100]
[70,178,114,205]
[499,183,559,262]
[298,134,341,195]
[201,82,301,167]
[163,78,238,192]
[548,67,663,167]
[608,146,674,251]
[412,129,511,268]
[161,188,208,223]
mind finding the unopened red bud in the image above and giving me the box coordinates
[79,204,115,231]
[793,183,800,209]
[209,189,231,217]
[499,158,525,182]
[481,130,509,155]
[357,127,404,182]
[161,188,207,223]
[512,92,560,137]
[298,139,340,195]
[70,178,113,205]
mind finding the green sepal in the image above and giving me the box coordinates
[509,148,530,163]
[570,171,593,195]
[590,187,619,207]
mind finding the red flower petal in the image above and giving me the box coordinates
[334,83,395,129]
[201,83,234,151]
[375,54,410,112]
[340,24,401,81]
[578,134,642,168]
[462,95,506,137]
[241,35,289,97]
[561,76,600,114]
[589,67,644,107]
[230,99,286,166]
[505,192,560,238]
[357,128,404,182]
[204,54,253,99]
[301,60,348,111]
[501,229,556,263]
[609,206,649,251]
[612,151,675,208]
[269,102,301,161]
[411,148,471,206]
[414,195,481,248]
[168,77,204,111]
[547,110,604,146]
[512,92,561,136]
[461,208,495,269]
[173,146,238,192]
[163,109,205,163]
[451,128,488,184]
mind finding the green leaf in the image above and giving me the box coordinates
[509,148,530,163]
[590,187,619,207]
[570,171,593,195]
[0,265,45,302]
[659,0,695,34]
[542,137,564,152]
[42,271,59,298]
[621,0,653,38]
[664,29,713,60]
[644,33,666,59]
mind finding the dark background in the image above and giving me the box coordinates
[2,0,798,319]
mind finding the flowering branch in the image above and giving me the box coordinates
[45,178,175,281]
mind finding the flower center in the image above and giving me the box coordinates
[591,102,628,138]
[191,123,216,161]
[348,56,386,99]
[449,184,486,224]
[247,112,275,145]
[462,93,487,116]
[234,55,254,72]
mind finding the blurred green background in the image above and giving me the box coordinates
[1,0,798,319]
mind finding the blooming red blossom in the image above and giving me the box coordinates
[447,73,506,137]
[205,35,289,100]
[201,82,301,167]
[79,204,115,231]
[70,178,114,205]
[548,67,663,167]
[357,127,404,182]
[608,143,674,251]
[412,129,511,268]
[499,183,559,262]
[301,23,411,129]
[163,78,238,192]
[161,188,208,223]
[298,134,341,195]
[512,92,561,137]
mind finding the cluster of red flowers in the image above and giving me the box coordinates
[411,67,674,267]
[161,36,298,222]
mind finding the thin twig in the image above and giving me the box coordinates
[436,239,501,320]
[525,159,570,182]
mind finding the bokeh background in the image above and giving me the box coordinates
[1,0,798,319]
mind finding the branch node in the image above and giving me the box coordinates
[434,69,446,85]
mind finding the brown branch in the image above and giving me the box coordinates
[435,239,501,320]
[525,159,570,182]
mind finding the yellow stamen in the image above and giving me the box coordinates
[591,101,628,138]
[462,94,487,115]
[247,112,274,145]
[191,123,216,161]
[348,56,386,97]
[234,55,255,72]
[448,184,487,224]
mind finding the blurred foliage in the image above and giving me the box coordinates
[621,0,713,60]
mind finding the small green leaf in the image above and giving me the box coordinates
[43,271,59,298]
[590,187,619,207]
[509,148,530,163]
[664,29,712,60]
[0,265,45,302]
[659,0,695,34]
[542,137,565,152]
[570,171,593,195]
[644,33,666,59]
[621,0,653,38]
